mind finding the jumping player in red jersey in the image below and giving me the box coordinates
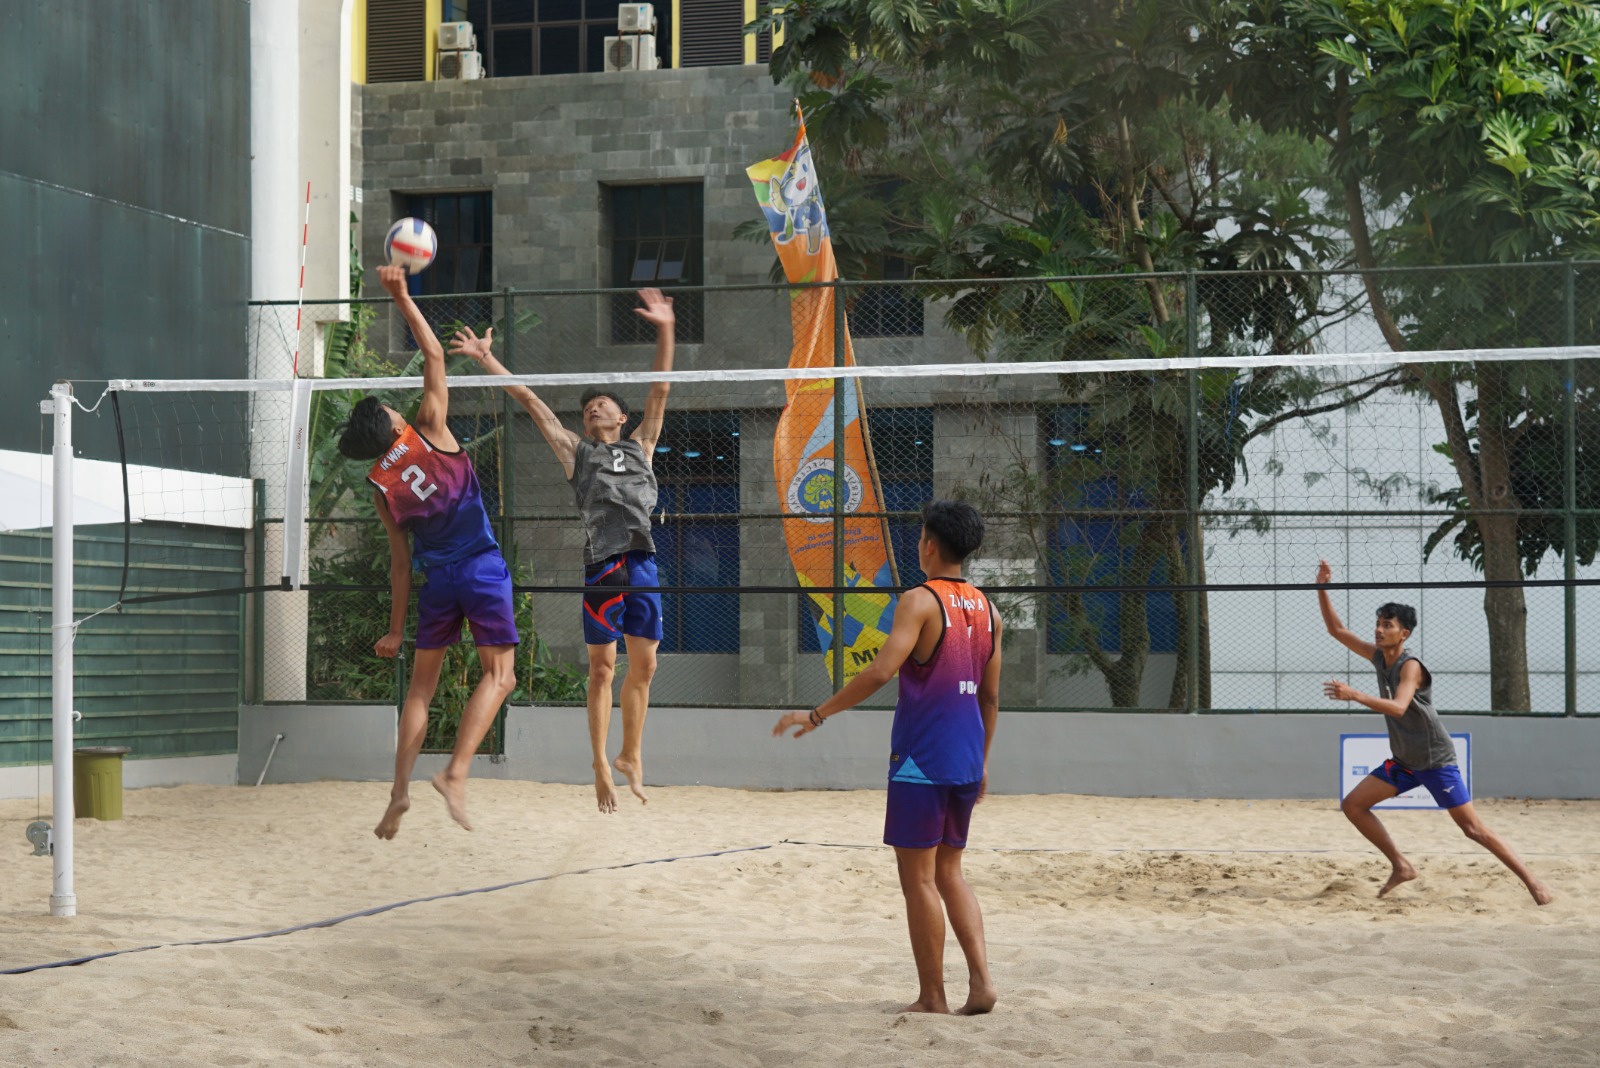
[337,265,519,838]
[775,499,1002,1016]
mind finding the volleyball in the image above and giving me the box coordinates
[384,217,437,274]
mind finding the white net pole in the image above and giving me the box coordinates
[47,381,76,918]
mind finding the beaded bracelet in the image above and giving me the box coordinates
[808,707,824,728]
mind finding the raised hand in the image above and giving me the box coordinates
[1315,559,1332,585]
[633,287,675,330]
[377,264,408,299]
[449,325,495,363]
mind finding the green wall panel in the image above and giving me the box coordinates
[0,524,245,766]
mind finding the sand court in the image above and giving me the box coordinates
[2,782,1598,1066]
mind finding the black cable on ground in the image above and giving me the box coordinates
[1,843,773,976]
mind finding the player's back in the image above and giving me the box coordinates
[368,425,498,568]
[888,578,994,786]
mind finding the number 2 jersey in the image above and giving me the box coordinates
[367,425,499,569]
[888,577,996,787]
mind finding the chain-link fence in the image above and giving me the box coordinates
[92,263,1599,741]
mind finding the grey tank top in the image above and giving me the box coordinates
[1371,649,1457,770]
[569,437,657,564]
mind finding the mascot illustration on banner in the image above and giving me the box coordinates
[766,140,828,255]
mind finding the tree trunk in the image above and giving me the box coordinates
[1421,366,1531,712]
[1470,364,1531,712]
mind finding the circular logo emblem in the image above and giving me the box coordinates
[786,458,863,524]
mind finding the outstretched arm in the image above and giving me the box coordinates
[379,265,456,448]
[1324,658,1421,719]
[373,491,410,658]
[629,289,675,453]
[449,325,579,479]
[772,586,939,737]
[1316,559,1376,660]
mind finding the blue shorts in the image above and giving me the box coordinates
[883,780,982,850]
[1371,759,1471,809]
[416,551,519,649]
[582,551,663,645]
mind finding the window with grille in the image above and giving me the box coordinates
[850,180,924,338]
[398,192,495,341]
[679,0,743,67]
[652,410,740,653]
[608,183,705,343]
[368,0,427,83]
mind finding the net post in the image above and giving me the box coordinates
[831,278,846,694]
[251,479,266,705]
[279,379,314,589]
[1563,262,1577,717]
[1184,271,1201,713]
[48,381,76,918]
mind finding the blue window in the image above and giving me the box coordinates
[799,407,931,652]
[1043,406,1178,654]
[652,410,739,653]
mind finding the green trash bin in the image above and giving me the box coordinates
[74,746,131,821]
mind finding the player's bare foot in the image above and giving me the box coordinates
[373,794,410,839]
[1377,860,1418,897]
[594,767,618,814]
[1528,880,1555,906]
[956,983,997,1016]
[431,771,472,831]
[614,754,648,805]
[896,998,949,1015]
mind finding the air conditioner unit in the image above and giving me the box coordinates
[618,3,655,33]
[604,34,658,71]
[438,21,476,51]
[439,49,483,80]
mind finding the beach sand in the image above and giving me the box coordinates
[2,782,1597,1067]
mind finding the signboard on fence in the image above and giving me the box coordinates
[1339,733,1471,810]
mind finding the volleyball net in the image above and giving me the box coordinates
[32,268,1600,733]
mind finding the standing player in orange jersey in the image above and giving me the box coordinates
[776,500,1002,1015]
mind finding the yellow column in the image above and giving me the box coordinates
[351,0,367,84]
[671,0,682,69]
[424,0,442,79]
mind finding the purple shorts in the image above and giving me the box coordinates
[416,551,519,649]
[582,551,663,645]
[883,780,982,849]
[1371,759,1471,809]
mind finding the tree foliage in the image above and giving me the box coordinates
[749,0,1397,706]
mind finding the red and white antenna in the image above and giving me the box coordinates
[292,181,311,377]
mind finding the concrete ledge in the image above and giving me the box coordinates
[0,753,237,801]
[38,705,1581,800]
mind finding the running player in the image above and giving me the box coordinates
[337,264,519,837]
[1316,560,1553,904]
[448,289,674,813]
[775,500,1002,1015]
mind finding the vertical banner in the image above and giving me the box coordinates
[748,114,898,683]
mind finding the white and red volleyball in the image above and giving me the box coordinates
[384,217,437,275]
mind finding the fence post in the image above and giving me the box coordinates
[252,480,265,704]
[832,279,846,694]
[1184,271,1201,713]
[495,286,518,752]
[500,287,518,562]
[1563,263,1577,717]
